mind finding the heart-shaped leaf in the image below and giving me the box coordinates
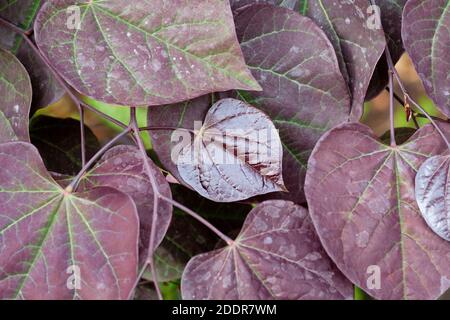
[232,4,351,203]
[80,145,172,266]
[177,98,286,202]
[0,0,64,110]
[0,48,31,142]
[30,116,100,175]
[0,142,139,299]
[415,154,450,242]
[34,0,261,107]
[402,0,450,117]
[181,200,353,300]
[305,123,450,300]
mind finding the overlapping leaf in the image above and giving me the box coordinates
[34,0,261,107]
[181,200,353,300]
[80,145,173,266]
[0,142,139,299]
[177,98,286,202]
[30,116,100,175]
[0,0,64,110]
[402,0,450,117]
[0,48,31,142]
[416,154,450,242]
[232,4,351,203]
[305,123,450,299]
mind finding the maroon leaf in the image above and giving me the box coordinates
[415,154,450,242]
[402,0,450,117]
[177,98,286,202]
[233,4,351,203]
[34,0,261,107]
[0,48,31,142]
[81,145,172,266]
[305,123,450,299]
[0,142,139,299]
[181,200,353,300]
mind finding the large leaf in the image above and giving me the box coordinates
[30,115,100,175]
[232,4,351,203]
[415,154,450,242]
[80,145,173,266]
[0,0,64,110]
[0,47,31,142]
[402,0,450,117]
[305,123,450,299]
[34,0,261,107]
[0,142,139,299]
[177,98,286,202]
[181,200,353,300]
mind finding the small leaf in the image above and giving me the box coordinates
[416,154,450,242]
[305,123,450,299]
[402,0,450,117]
[81,145,173,266]
[177,98,286,202]
[0,48,32,142]
[181,200,353,300]
[0,142,139,299]
[30,116,100,175]
[232,4,351,203]
[34,0,261,106]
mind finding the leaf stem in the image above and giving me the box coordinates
[384,44,450,150]
[130,107,163,301]
[388,67,396,147]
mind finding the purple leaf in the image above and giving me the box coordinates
[305,123,450,299]
[81,145,172,267]
[30,116,100,175]
[177,98,286,202]
[0,48,31,142]
[233,4,351,203]
[34,0,261,107]
[402,0,450,117]
[181,200,353,300]
[0,142,139,299]
[0,0,64,110]
[415,154,450,242]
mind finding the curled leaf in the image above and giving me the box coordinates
[305,123,450,299]
[0,48,31,142]
[402,0,450,117]
[34,0,261,106]
[181,200,353,300]
[233,4,351,202]
[0,142,139,299]
[416,154,450,242]
[177,98,286,202]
